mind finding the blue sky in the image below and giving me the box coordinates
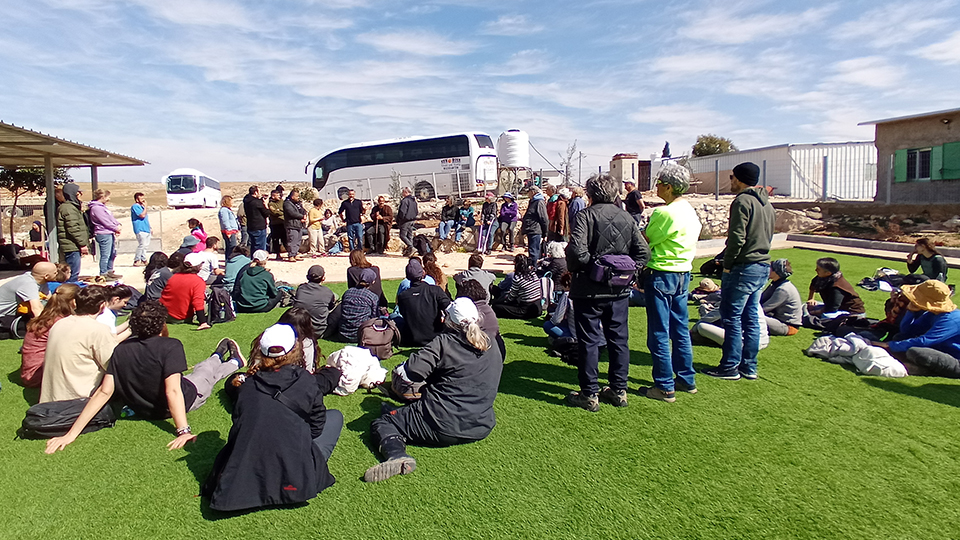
[2,0,959,184]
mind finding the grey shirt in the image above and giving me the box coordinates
[0,273,40,316]
[293,282,338,337]
[760,279,802,327]
[454,267,496,295]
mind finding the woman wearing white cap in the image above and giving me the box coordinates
[202,324,343,511]
[363,298,503,483]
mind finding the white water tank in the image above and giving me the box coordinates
[497,129,530,169]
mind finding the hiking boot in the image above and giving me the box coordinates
[225,338,245,368]
[565,391,599,412]
[214,338,232,361]
[702,367,741,380]
[639,386,677,403]
[599,386,628,407]
[674,380,698,394]
[363,457,417,482]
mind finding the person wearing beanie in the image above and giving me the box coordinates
[874,280,960,377]
[639,163,702,403]
[56,183,89,282]
[703,161,776,381]
[363,297,503,483]
[293,265,339,339]
[759,258,802,336]
[396,258,452,346]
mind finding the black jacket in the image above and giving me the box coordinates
[440,204,458,222]
[243,194,270,231]
[723,187,776,269]
[397,195,418,224]
[283,197,306,229]
[565,202,650,299]
[404,330,503,440]
[522,196,548,235]
[396,281,452,346]
[203,365,341,512]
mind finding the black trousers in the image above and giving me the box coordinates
[371,405,470,448]
[269,224,285,255]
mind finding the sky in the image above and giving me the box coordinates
[2,0,959,184]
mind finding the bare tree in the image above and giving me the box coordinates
[558,140,578,186]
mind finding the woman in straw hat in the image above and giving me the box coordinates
[873,280,960,377]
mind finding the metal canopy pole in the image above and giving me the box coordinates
[91,165,99,193]
[45,155,59,258]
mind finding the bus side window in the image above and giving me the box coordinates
[198,176,204,189]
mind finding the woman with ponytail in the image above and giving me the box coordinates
[364,297,503,483]
[202,324,343,512]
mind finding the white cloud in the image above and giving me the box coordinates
[496,81,640,111]
[679,6,834,45]
[651,51,742,75]
[827,56,905,89]
[832,1,955,48]
[355,30,477,56]
[129,0,258,30]
[479,15,544,36]
[486,49,552,76]
[914,30,960,65]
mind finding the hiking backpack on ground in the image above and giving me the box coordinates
[357,318,401,360]
[276,281,295,308]
[17,398,116,439]
[207,286,236,325]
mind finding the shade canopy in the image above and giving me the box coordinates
[0,121,147,169]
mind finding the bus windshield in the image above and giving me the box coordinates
[167,175,197,193]
[476,134,494,149]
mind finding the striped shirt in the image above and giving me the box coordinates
[507,274,542,304]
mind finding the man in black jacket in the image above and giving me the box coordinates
[703,161,776,381]
[522,186,548,261]
[243,186,271,253]
[564,173,650,411]
[397,188,418,255]
[396,259,451,346]
[283,190,306,261]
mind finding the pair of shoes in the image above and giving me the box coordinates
[103,271,123,279]
[702,367,741,380]
[363,456,417,482]
[214,338,231,361]
[675,380,698,394]
[565,391,599,412]
[599,386,628,407]
[639,386,677,403]
[226,338,245,368]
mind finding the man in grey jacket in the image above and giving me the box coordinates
[564,174,650,411]
[283,190,306,261]
[704,162,776,380]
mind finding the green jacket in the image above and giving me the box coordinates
[723,187,776,269]
[268,199,284,226]
[57,202,89,254]
[233,265,278,311]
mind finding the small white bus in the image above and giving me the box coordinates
[164,168,222,208]
[306,132,498,201]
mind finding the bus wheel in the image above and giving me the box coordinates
[415,181,435,202]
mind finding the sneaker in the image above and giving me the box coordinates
[639,386,677,403]
[565,391,599,412]
[599,386,628,407]
[674,380,698,394]
[738,369,758,380]
[702,367,741,380]
[225,338,245,368]
[214,338,232,361]
[363,457,417,482]
[103,271,123,279]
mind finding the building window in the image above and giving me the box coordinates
[906,148,931,181]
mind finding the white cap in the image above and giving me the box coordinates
[445,297,480,326]
[184,252,205,267]
[260,324,296,357]
[252,249,269,262]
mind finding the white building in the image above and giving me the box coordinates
[684,142,877,200]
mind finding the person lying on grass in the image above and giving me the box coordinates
[364,298,503,483]
[202,324,343,512]
[44,301,244,454]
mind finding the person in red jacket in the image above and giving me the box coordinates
[160,252,210,330]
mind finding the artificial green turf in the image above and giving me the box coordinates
[4,248,960,539]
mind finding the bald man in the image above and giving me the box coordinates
[0,261,58,318]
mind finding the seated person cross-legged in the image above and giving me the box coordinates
[395,259,451,346]
[44,301,245,454]
[906,238,948,283]
[160,252,211,330]
[760,259,802,336]
[803,257,864,329]
[873,280,960,378]
[491,254,542,319]
[233,250,281,314]
[338,267,382,342]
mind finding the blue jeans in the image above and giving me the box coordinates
[544,319,573,338]
[94,233,116,275]
[347,223,363,251]
[438,220,454,240]
[645,270,695,392]
[248,228,267,253]
[223,232,238,259]
[718,262,770,375]
[455,224,471,243]
[527,233,542,261]
[64,251,81,282]
[572,296,630,395]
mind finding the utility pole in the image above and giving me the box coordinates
[578,152,584,185]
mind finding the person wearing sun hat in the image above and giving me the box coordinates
[874,280,960,377]
[363,297,503,483]
[201,323,344,511]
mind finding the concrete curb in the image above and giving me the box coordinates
[786,234,960,258]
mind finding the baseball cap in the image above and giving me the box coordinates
[252,250,269,262]
[307,265,325,282]
[445,297,480,326]
[184,252,205,267]
[359,267,377,285]
[405,259,425,281]
[260,324,296,357]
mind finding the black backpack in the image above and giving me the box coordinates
[276,281,295,308]
[207,287,236,325]
[17,398,116,440]
[413,234,432,256]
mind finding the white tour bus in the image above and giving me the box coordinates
[306,132,498,201]
[164,168,222,208]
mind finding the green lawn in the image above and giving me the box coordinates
[4,248,960,539]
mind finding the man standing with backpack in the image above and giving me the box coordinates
[57,184,89,282]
